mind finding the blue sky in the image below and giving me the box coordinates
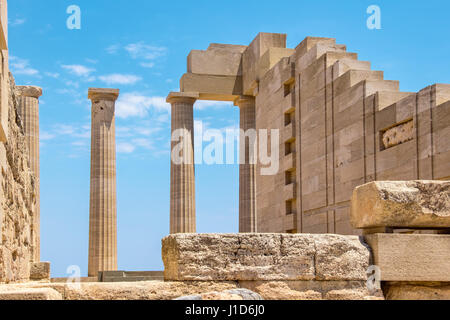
[8,0,450,277]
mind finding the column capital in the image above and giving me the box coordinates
[88,88,120,101]
[166,92,199,104]
[234,95,255,107]
[16,86,43,98]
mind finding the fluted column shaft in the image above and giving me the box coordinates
[16,86,42,262]
[237,96,257,233]
[167,92,198,234]
[88,88,119,277]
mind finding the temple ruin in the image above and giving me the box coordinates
[0,0,449,300]
[168,32,450,235]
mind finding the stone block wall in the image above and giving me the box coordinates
[253,36,450,235]
[0,74,37,283]
[162,233,383,300]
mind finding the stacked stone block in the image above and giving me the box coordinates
[174,33,450,235]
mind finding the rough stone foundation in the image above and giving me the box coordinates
[162,233,382,300]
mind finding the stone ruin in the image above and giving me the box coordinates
[167,32,450,235]
[0,0,449,300]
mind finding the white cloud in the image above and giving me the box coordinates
[106,44,120,54]
[117,142,135,154]
[131,138,154,150]
[45,72,60,78]
[52,123,90,139]
[40,131,55,141]
[65,80,80,89]
[62,64,95,77]
[53,124,76,135]
[140,62,155,68]
[72,140,87,147]
[99,74,142,85]
[116,93,169,119]
[125,42,167,60]
[135,127,162,136]
[156,113,169,123]
[10,56,39,76]
[10,18,26,26]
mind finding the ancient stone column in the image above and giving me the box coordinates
[237,96,257,233]
[167,92,199,234]
[16,86,42,262]
[88,88,119,277]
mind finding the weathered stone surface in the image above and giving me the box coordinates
[383,282,450,300]
[351,180,450,229]
[314,234,370,280]
[382,120,413,149]
[174,289,262,300]
[30,262,50,280]
[16,85,42,262]
[239,280,381,300]
[0,74,37,283]
[0,288,62,300]
[0,281,238,300]
[245,282,322,300]
[162,233,370,281]
[14,86,42,98]
[60,281,238,300]
[324,289,375,300]
[0,280,380,300]
[365,234,450,282]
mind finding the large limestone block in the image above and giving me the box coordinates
[0,288,62,300]
[351,180,450,229]
[174,288,262,300]
[383,282,450,300]
[63,281,238,300]
[314,234,370,281]
[365,233,450,282]
[162,234,370,281]
[188,44,246,76]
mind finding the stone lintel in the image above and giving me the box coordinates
[88,88,120,101]
[180,73,243,101]
[166,91,199,104]
[15,86,43,98]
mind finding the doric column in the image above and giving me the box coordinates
[16,85,42,262]
[237,96,257,233]
[167,92,199,234]
[88,88,119,277]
